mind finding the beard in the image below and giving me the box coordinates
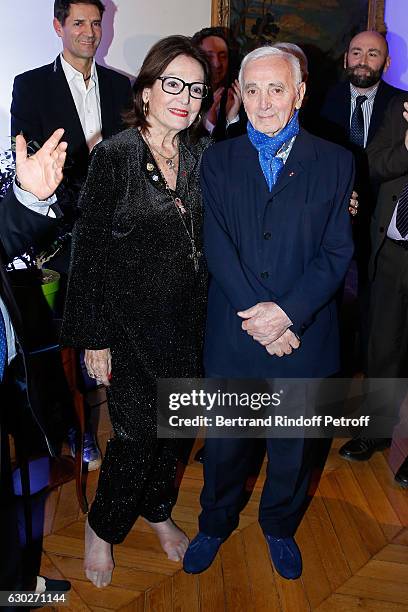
[346,62,385,88]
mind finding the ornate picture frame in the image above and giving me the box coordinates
[211,1,386,50]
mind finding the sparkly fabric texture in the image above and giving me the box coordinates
[61,128,210,543]
[0,308,6,380]
[247,110,299,191]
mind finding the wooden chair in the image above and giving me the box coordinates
[60,347,89,514]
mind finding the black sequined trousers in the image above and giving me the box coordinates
[60,129,210,544]
[88,338,194,544]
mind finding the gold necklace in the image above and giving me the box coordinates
[143,135,202,272]
[145,135,179,171]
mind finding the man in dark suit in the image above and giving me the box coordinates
[10,0,132,468]
[11,0,132,230]
[321,30,403,377]
[320,31,400,152]
[183,47,354,579]
[339,94,408,486]
[1,129,71,596]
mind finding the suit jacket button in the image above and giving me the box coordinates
[261,271,269,279]
[392,195,397,202]
[263,232,272,240]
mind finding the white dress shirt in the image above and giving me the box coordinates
[60,53,102,151]
[0,184,56,364]
[387,196,408,240]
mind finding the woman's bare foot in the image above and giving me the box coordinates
[84,517,114,588]
[145,518,189,561]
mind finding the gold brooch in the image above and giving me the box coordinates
[146,162,154,171]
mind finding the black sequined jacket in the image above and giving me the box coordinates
[61,128,210,378]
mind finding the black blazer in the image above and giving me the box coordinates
[11,56,132,212]
[320,79,405,234]
[367,92,408,280]
[0,191,60,335]
[320,79,404,150]
[0,189,70,455]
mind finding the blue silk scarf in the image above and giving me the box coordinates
[247,110,300,191]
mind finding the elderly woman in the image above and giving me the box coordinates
[61,35,210,587]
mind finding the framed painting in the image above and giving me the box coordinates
[211,1,386,59]
[210,0,386,110]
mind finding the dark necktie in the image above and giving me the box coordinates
[350,95,367,148]
[396,181,408,238]
[0,308,7,381]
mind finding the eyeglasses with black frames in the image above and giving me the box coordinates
[157,76,209,99]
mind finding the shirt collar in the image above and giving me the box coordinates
[60,52,97,84]
[276,135,296,163]
[350,81,379,103]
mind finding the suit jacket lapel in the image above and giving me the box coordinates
[49,55,86,154]
[235,131,315,202]
[269,129,316,199]
[97,64,114,138]
[235,136,270,200]
[331,82,351,137]
[341,82,352,137]
[367,81,388,145]
[378,176,408,231]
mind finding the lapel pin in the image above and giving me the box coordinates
[146,162,154,171]
[289,171,295,177]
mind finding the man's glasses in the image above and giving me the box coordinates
[157,76,209,99]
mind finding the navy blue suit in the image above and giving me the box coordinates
[199,129,354,537]
[203,129,354,378]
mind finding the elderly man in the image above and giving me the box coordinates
[183,46,354,579]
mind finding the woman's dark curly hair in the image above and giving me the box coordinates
[124,35,211,139]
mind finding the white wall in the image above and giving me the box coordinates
[0,0,211,149]
[2,0,406,151]
[384,0,408,90]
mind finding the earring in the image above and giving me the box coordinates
[143,101,149,116]
[195,112,202,124]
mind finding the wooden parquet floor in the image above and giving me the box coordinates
[38,405,408,612]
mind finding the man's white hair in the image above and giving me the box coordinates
[239,46,302,90]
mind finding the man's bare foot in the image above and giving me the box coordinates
[84,517,114,588]
[145,518,189,561]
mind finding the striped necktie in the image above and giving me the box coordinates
[396,181,408,238]
[0,308,7,381]
[350,95,367,148]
